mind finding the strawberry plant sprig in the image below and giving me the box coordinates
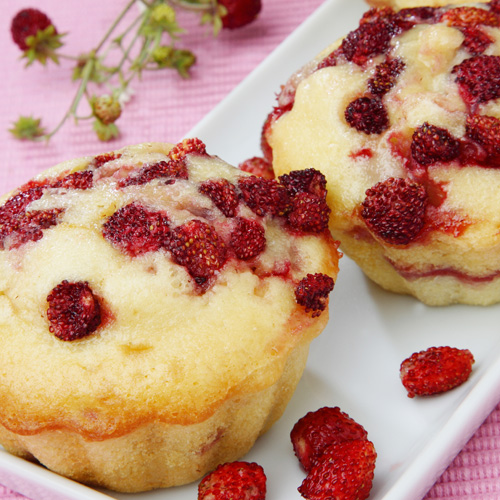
[9,0,261,142]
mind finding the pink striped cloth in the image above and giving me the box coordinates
[1,0,500,499]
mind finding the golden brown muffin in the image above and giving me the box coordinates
[0,140,340,492]
[366,0,488,8]
[264,1,500,306]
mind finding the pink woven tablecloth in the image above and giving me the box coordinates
[2,0,500,499]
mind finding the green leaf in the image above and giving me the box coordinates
[93,119,120,141]
[23,25,65,66]
[9,116,46,140]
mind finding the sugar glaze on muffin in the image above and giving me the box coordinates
[265,1,500,306]
[0,140,340,491]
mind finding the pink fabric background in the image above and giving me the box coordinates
[1,0,500,499]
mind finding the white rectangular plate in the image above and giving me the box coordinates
[3,1,500,499]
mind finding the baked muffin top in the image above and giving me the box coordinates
[267,2,500,271]
[0,140,339,439]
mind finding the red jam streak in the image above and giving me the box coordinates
[387,257,500,284]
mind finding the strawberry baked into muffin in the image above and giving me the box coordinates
[264,1,500,306]
[0,140,339,492]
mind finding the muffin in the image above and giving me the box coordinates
[367,0,488,8]
[0,140,340,492]
[264,1,500,306]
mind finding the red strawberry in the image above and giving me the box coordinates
[92,152,121,169]
[460,26,494,55]
[168,138,207,161]
[295,273,335,317]
[491,0,500,15]
[119,159,188,187]
[238,176,292,217]
[287,192,330,234]
[452,55,500,108]
[10,8,55,51]
[47,281,101,341]
[0,180,63,249]
[341,19,393,66]
[102,203,171,257]
[261,104,292,162]
[368,58,406,96]
[359,7,395,25]
[52,170,93,190]
[218,0,262,29]
[465,113,500,157]
[345,96,389,135]
[279,168,327,200]
[239,157,275,180]
[389,6,442,32]
[410,122,460,166]
[198,461,266,500]
[199,178,240,217]
[169,219,227,287]
[298,439,376,500]
[290,406,368,472]
[316,48,342,70]
[362,177,428,245]
[230,217,266,260]
[0,181,46,216]
[441,6,499,28]
[400,346,475,398]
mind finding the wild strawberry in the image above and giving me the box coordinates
[465,113,500,157]
[11,8,55,51]
[452,55,500,108]
[169,138,207,161]
[169,219,226,287]
[229,217,266,260]
[239,157,275,180]
[102,203,171,257]
[198,461,266,500]
[410,122,460,166]
[199,178,240,217]
[362,177,428,245]
[52,170,93,190]
[218,0,262,29]
[119,160,188,187]
[238,176,292,217]
[278,168,327,199]
[2,208,63,250]
[0,181,45,217]
[298,439,376,500]
[10,8,63,65]
[460,26,494,55]
[359,7,395,25]
[287,193,330,234]
[441,6,499,28]
[388,6,441,32]
[92,152,122,169]
[92,95,122,125]
[492,0,500,15]
[261,104,293,162]
[400,346,475,398]
[290,406,369,472]
[0,181,63,249]
[368,58,405,96]
[316,48,342,71]
[341,19,393,66]
[47,280,101,341]
[345,96,389,135]
[295,273,335,317]
[396,7,441,23]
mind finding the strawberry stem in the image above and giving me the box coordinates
[10,0,232,142]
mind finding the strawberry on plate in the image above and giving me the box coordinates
[400,346,475,398]
[198,461,266,500]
